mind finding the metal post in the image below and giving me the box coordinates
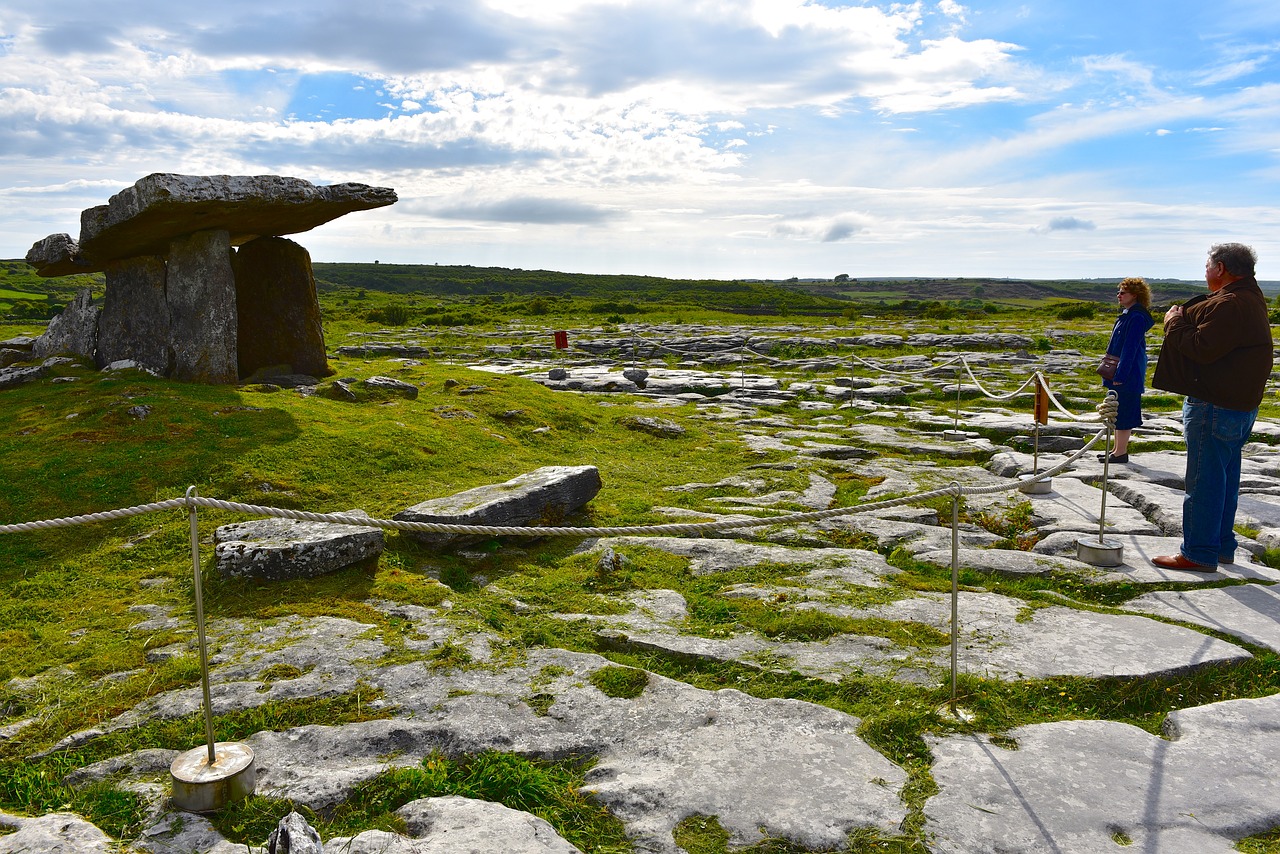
[1098,423,1113,544]
[849,351,856,411]
[1074,391,1124,566]
[171,485,257,813]
[952,374,961,433]
[187,486,217,764]
[1032,422,1041,475]
[949,484,960,714]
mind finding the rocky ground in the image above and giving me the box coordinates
[5,327,1280,853]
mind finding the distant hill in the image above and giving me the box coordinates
[3,260,1274,321]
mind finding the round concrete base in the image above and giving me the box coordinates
[1076,536,1124,567]
[1017,475,1053,494]
[937,703,976,723]
[170,742,256,813]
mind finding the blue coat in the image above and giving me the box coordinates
[1104,305,1153,389]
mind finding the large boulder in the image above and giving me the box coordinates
[24,233,91,278]
[32,289,98,361]
[395,465,603,548]
[213,512,385,581]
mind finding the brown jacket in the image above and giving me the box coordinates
[1152,276,1273,411]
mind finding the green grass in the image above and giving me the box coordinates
[206,751,633,852]
[0,690,390,840]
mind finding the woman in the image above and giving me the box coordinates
[1100,277,1154,463]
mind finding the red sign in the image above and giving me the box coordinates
[553,331,568,349]
[1034,377,1049,425]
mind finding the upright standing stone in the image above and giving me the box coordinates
[31,289,98,361]
[233,237,329,379]
[96,256,171,374]
[166,230,237,384]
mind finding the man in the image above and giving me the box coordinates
[1151,243,1273,570]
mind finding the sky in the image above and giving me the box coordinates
[2,1,1280,281]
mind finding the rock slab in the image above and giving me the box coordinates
[214,513,385,580]
[395,465,603,548]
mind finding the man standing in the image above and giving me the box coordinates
[1151,243,1273,570]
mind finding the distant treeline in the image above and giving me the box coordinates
[312,262,847,313]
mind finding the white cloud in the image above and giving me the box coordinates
[1,0,1279,279]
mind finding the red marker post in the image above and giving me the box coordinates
[553,330,568,349]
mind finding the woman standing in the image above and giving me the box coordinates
[1100,277,1154,463]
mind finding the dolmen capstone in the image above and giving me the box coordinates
[25,173,396,384]
[396,465,603,549]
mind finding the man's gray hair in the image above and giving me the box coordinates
[1209,242,1257,278]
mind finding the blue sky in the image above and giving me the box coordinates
[2,0,1279,280]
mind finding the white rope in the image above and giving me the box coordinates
[0,498,190,533]
[1034,370,1103,422]
[850,353,963,376]
[959,357,1039,401]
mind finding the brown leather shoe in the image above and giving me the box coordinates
[1153,554,1217,571]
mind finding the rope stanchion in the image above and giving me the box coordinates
[944,369,965,441]
[1076,391,1124,566]
[169,485,257,813]
[944,481,972,721]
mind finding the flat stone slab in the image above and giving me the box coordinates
[913,546,1109,578]
[834,422,1001,458]
[0,811,114,853]
[240,649,908,852]
[396,465,602,548]
[1033,532,1280,583]
[813,591,1250,680]
[567,563,1248,682]
[924,694,1280,853]
[598,623,929,683]
[1125,583,1280,652]
[1016,475,1160,536]
[213,513,384,580]
[326,797,582,853]
[990,448,1189,487]
[67,173,397,268]
[596,536,898,585]
[815,515,1003,553]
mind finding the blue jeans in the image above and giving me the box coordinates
[1180,397,1257,565]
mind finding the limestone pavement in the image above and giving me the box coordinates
[5,343,1280,853]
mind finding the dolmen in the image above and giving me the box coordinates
[25,173,396,384]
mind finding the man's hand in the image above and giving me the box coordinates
[1163,304,1183,331]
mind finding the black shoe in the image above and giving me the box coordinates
[1097,452,1128,464]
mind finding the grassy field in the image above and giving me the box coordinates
[3,270,1280,852]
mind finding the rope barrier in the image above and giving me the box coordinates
[959,359,1039,401]
[850,353,963,376]
[1,426,1109,539]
